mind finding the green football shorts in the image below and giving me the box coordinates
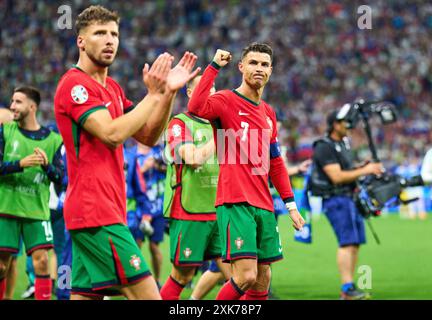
[216,203,283,264]
[70,224,151,297]
[0,216,54,255]
[169,219,221,267]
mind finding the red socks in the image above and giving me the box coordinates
[35,275,52,300]
[216,278,244,300]
[242,289,269,300]
[160,276,185,300]
[0,277,5,300]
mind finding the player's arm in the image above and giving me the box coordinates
[139,156,156,174]
[269,144,304,230]
[81,53,174,149]
[133,52,201,146]
[178,140,215,169]
[166,118,213,169]
[317,141,384,184]
[35,145,65,185]
[187,49,231,120]
[0,108,13,124]
[0,124,44,175]
[267,112,304,231]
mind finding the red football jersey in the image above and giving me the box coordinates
[166,114,217,221]
[54,66,134,230]
[188,64,294,212]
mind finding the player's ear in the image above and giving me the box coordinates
[186,88,192,99]
[77,35,85,51]
[238,61,244,74]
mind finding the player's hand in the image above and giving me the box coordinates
[166,51,201,92]
[34,148,48,166]
[288,209,305,231]
[19,153,45,168]
[143,52,173,95]
[297,159,312,174]
[212,49,232,67]
[364,162,385,176]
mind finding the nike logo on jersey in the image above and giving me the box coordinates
[239,111,249,116]
[105,101,112,107]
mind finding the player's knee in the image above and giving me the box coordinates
[172,267,195,286]
[236,270,257,289]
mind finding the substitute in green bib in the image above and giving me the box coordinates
[160,76,231,300]
[0,86,64,300]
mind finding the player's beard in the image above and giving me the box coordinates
[246,76,267,91]
[87,49,115,68]
[13,109,29,121]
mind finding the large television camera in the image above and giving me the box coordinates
[335,99,424,218]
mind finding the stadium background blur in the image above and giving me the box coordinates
[1,0,432,299]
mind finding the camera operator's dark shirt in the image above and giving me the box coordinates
[312,136,356,193]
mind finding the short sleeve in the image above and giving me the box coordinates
[61,76,107,126]
[166,118,193,161]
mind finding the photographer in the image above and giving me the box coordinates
[311,110,384,300]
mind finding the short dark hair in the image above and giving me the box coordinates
[14,86,41,106]
[186,75,202,90]
[241,42,273,62]
[75,5,120,35]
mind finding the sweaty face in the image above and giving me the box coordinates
[9,92,33,121]
[239,51,273,90]
[79,21,119,67]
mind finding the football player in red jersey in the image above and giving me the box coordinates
[188,44,305,300]
[54,5,199,300]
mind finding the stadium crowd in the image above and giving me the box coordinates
[1,0,431,168]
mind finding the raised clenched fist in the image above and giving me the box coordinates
[212,49,232,68]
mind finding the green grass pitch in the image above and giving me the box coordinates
[12,214,432,300]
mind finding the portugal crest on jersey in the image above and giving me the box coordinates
[129,255,142,271]
[172,124,182,138]
[235,237,244,250]
[183,248,192,258]
[71,85,88,104]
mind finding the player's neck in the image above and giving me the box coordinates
[19,115,40,131]
[76,58,109,87]
[236,84,263,105]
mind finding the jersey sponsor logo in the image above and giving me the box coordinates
[183,248,192,258]
[172,124,182,138]
[235,237,244,250]
[129,255,142,271]
[238,111,249,116]
[71,85,88,104]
